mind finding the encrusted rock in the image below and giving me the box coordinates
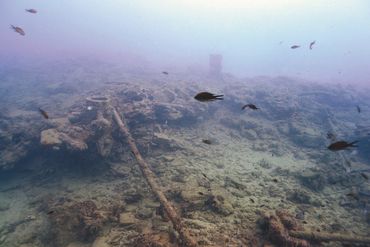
[119,212,138,226]
[205,195,234,216]
[297,169,327,191]
[40,128,88,151]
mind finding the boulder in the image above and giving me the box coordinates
[119,212,138,226]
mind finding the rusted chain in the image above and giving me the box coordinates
[112,107,198,247]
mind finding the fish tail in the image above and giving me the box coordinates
[349,141,359,147]
[215,95,224,100]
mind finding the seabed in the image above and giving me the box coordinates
[0,62,369,247]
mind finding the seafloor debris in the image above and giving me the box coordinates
[261,210,370,246]
[260,210,310,247]
[112,107,197,247]
[46,199,121,246]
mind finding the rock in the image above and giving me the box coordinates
[0,201,10,211]
[205,195,234,216]
[66,242,90,247]
[135,207,153,220]
[40,129,62,146]
[48,200,106,246]
[366,211,370,224]
[124,193,143,204]
[287,190,311,204]
[224,176,246,190]
[119,212,138,226]
[297,169,326,191]
[258,159,272,169]
[92,236,110,247]
[40,128,88,151]
[152,132,179,151]
[287,189,322,207]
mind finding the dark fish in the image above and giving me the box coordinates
[198,192,204,196]
[38,108,49,119]
[309,40,316,50]
[25,9,37,14]
[194,92,223,102]
[201,173,208,179]
[47,210,54,215]
[356,105,361,113]
[361,173,369,180]
[249,198,255,203]
[242,104,259,110]
[346,192,359,201]
[272,178,278,183]
[162,71,168,75]
[202,139,212,145]
[328,141,358,151]
[10,25,25,36]
[291,45,300,49]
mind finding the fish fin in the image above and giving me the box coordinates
[214,95,224,100]
[349,141,359,147]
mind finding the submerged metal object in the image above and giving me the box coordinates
[86,96,113,156]
[86,96,110,118]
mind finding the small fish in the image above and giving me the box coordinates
[38,108,49,119]
[309,40,316,50]
[198,192,204,196]
[249,198,255,203]
[47,210,54,215]
[162,71,169,75]
[25,9,37,14]
[194,92,223,102]
[272,178,278,183]
[346,192,359,201]
[361,173,369,180]
[356,105,361,113]
[202,139,212,145]
[242,104,259,110]
[201,173,208,179]
[10,25,25,36]
[328,141,358,151]
[291,45,300,49]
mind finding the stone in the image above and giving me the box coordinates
[135,207,153,220]
[119,212,138,226]
[298,169,326,191]
[124,193,143,204]
[40,128,88,151]
[0,201,10,211]
[40,129,62,146]
[91,236,110,247]
[205,195,234,216]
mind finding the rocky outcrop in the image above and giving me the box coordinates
[40,127,88,152]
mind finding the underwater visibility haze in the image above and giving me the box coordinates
[0,1,370,246]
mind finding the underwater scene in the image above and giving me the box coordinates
[1,1,370,247]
